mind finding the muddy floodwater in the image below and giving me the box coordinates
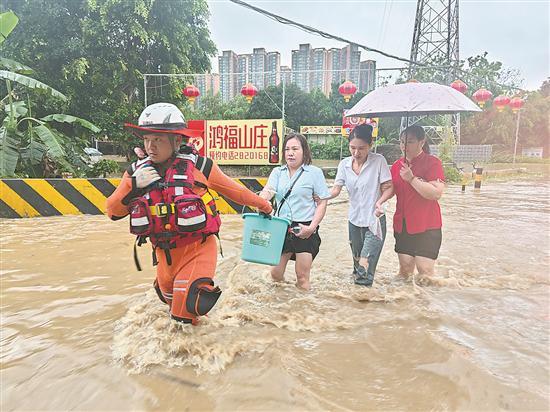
[1,180,549,411]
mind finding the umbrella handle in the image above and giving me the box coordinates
[403,115,409,165]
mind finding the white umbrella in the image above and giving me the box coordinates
[345,82,481,118]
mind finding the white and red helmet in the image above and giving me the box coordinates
[125,103,201,138]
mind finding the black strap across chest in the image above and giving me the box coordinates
[276,168,305,216]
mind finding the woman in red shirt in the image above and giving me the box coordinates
[377,125,445,277]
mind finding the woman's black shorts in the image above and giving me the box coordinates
[282,221,321,261]
[394,220,442,260]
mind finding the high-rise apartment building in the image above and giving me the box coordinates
[327,48,342,91]
[251,48,267,89]
[210,74,220,96]
[292,44,362,95]
[196,75,207,104]
[217,44,374,100]
[266,51,281,86]
[291,43,312,92]
[340,44,361,85]
[359,60,376,93]
[280,66,292,85]
[218,50,238,102]
[195,73,220,105]
[311,48,328,94]
[218,48,281,99]
[236,54,252,93]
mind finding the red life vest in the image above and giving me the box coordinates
[127,147,221,266]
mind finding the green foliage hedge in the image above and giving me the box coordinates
[309,138,344,160]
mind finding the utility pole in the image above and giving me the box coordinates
[404,0,461,144]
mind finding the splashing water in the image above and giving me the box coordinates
[1,180,549,410]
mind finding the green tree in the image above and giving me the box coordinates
[399,52,523,98]
[461,79,550,153]
[0,11,101,177]
[1,0,216,157]
[185,92,249,121]
[241,83,366,131]
[246,84,300,130]
[461,52,522,97]
[399,55,451,85]
[378,117,401,142]
[395,52,533,151]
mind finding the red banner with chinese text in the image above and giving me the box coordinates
[205,119,283,165]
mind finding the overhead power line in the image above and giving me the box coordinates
[226,0,523,92]
[376,0,389,48]
[227,0,425,66]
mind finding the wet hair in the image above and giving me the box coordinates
[400,125,431,154]
[349,124,374,145]
[282,132,312,165]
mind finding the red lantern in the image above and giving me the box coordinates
[182,85,200,104]
[450,79,468,94]
[493,95,510,112]
[509,97,524,113]
[241,83,258,103]
[338,80,357,102]
[472,88,493,108]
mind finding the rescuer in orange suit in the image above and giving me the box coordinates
[106,103,272,325]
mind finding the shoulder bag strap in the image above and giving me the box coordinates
[275,168,305,216]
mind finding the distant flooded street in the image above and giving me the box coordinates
[1,180,549,411]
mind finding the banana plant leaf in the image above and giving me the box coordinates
[0,11,18,44]
[33,125,65,159]
[0,57,33,74]
[55,156,75,174]
[4,100,28,117]
[0,70,67,101]
[41,114,101,133]
[20,139,46,166]
[0,126,20,176]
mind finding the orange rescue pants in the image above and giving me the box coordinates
[154,236,218,324]
[106,160,272,325]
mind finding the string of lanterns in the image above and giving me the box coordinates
[182,82,260,104]
[181,77,526,164]
[449,78,526,165]
[451,81,524,113]
[181,78,524,113]
[182,79,360,105]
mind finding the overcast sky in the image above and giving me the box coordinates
[207,0,549,90]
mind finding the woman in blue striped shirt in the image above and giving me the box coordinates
[260,133,331,290]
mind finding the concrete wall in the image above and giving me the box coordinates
[0,178,267,218]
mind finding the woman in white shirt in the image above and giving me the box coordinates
[260,133,330,290]
[328,125,393,287]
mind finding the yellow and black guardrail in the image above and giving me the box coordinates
[0,178,267,218]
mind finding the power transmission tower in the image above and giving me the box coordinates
[403,0,461,145]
